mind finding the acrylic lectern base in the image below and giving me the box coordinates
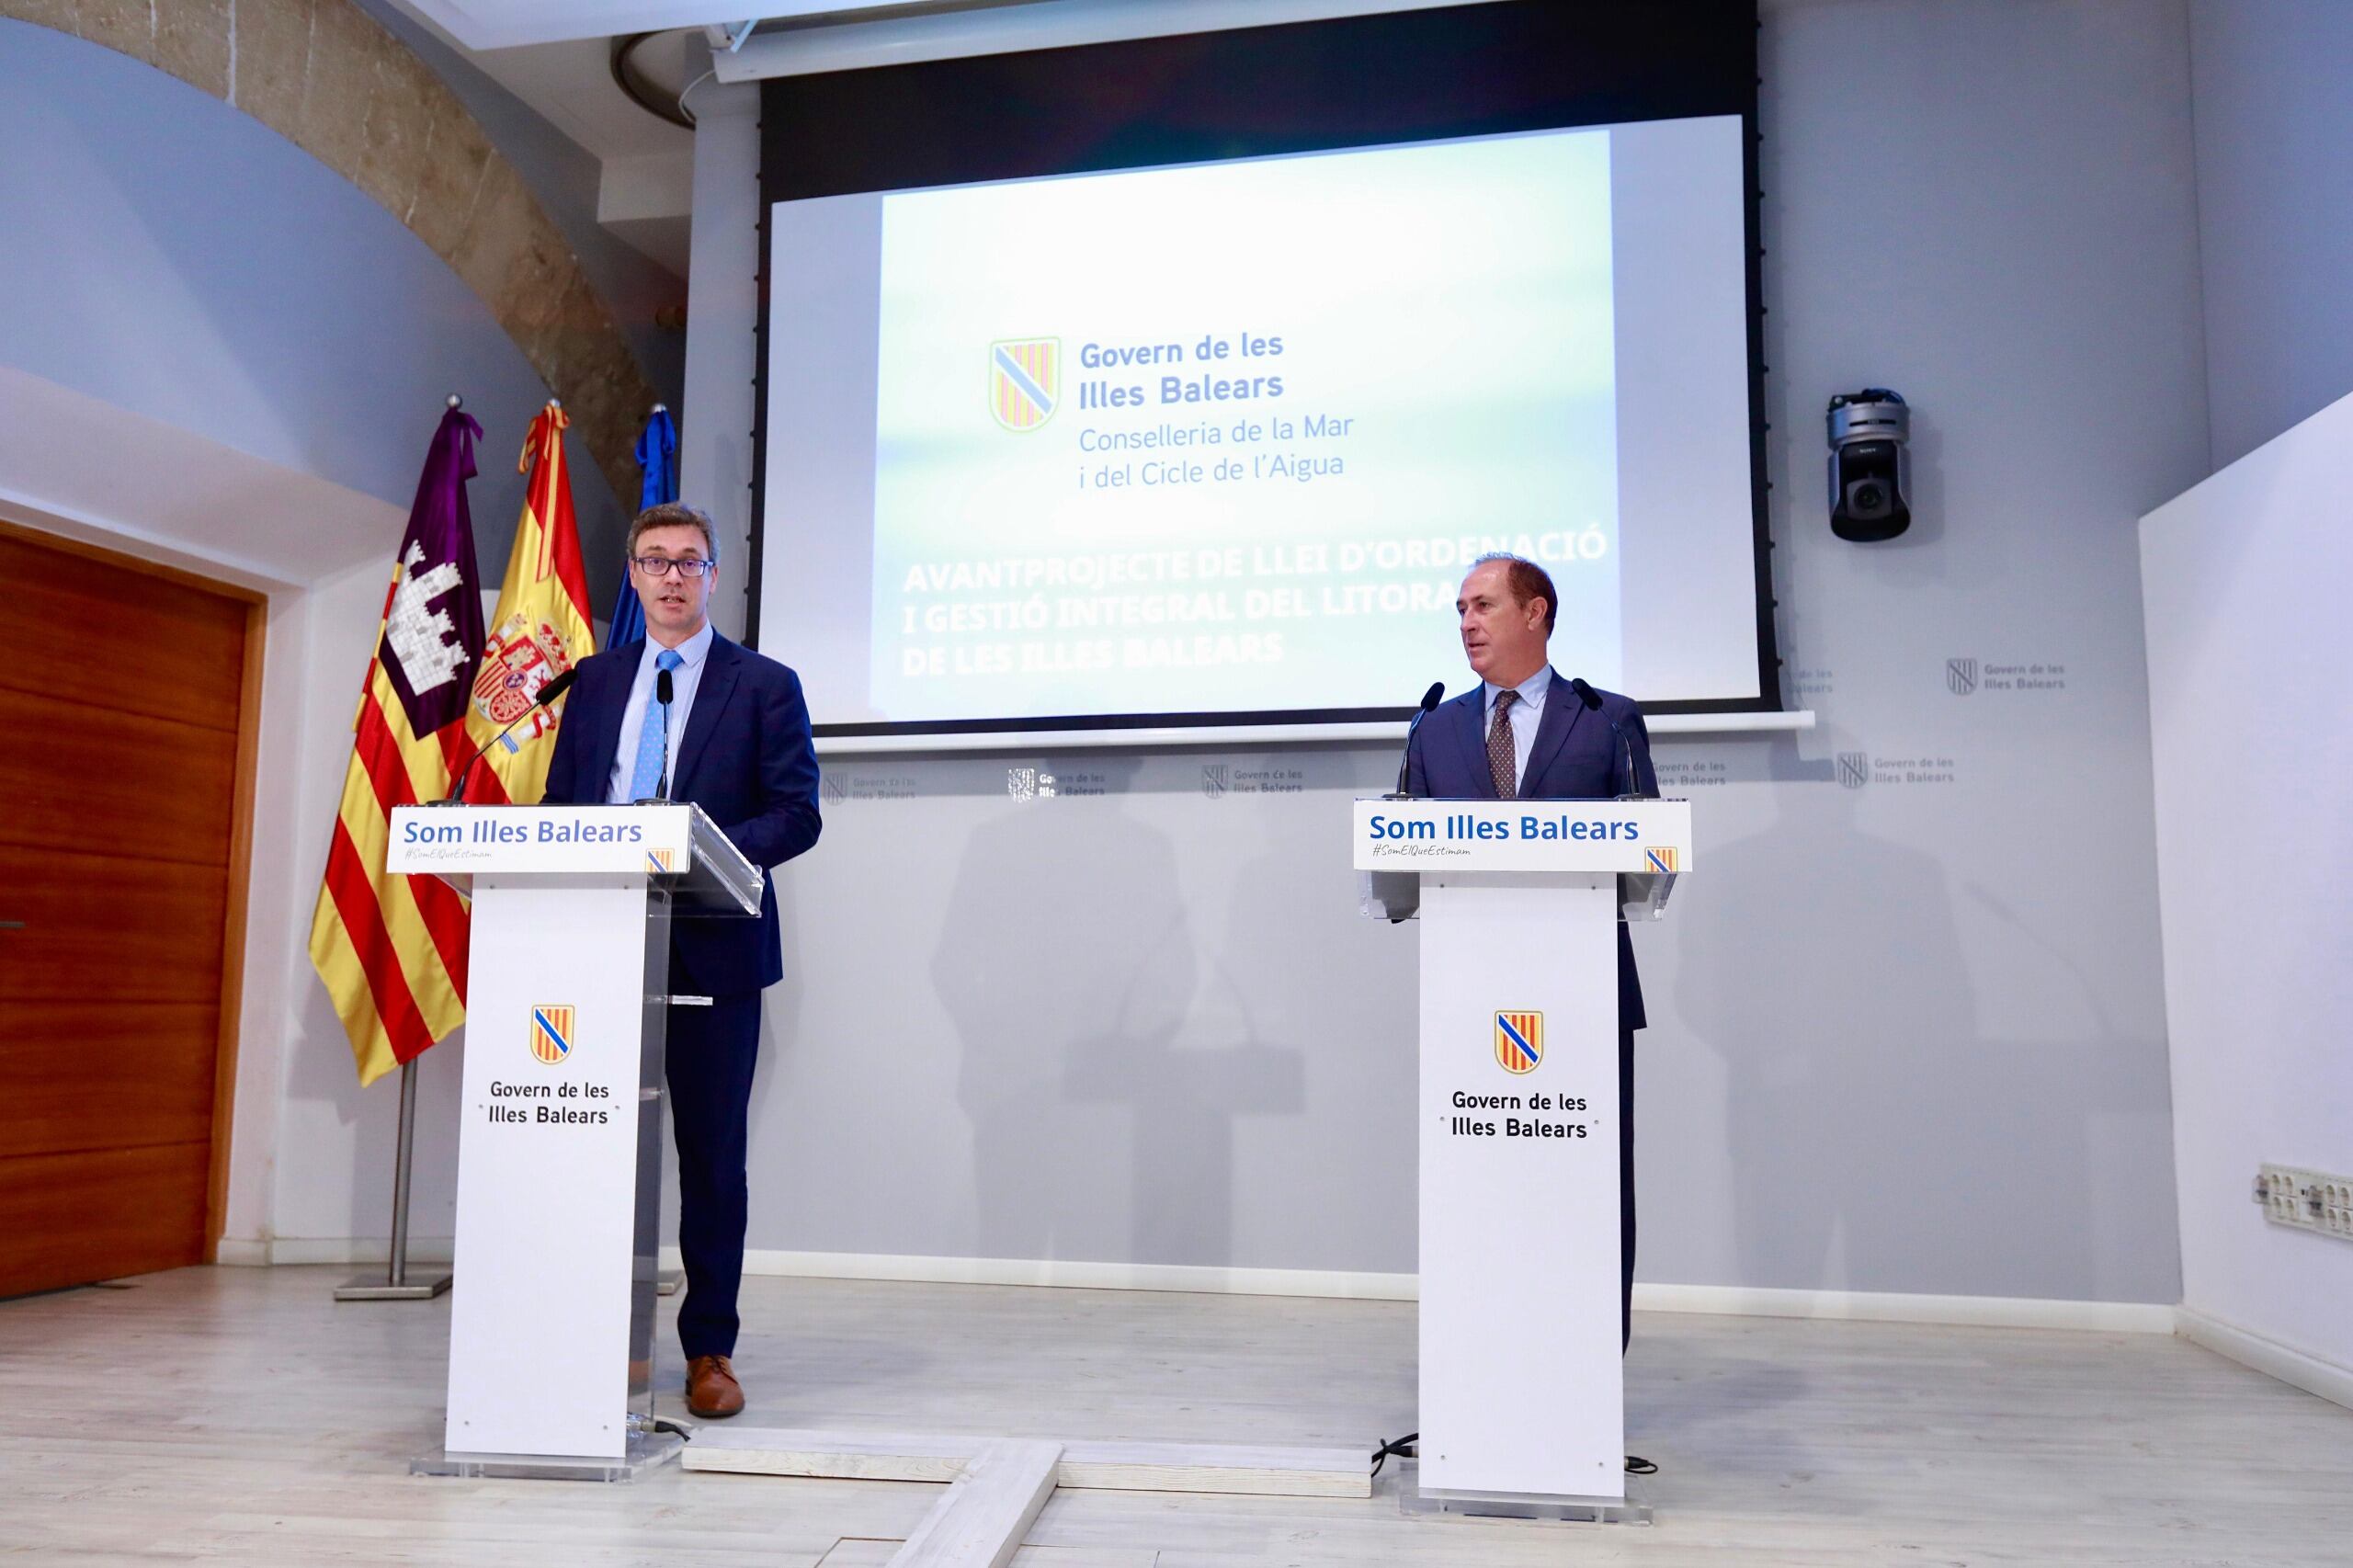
[1394,1462,1652,1525]
[412,1426,684,1483]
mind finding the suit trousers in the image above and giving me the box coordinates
[666,987,762,1361]
[1620,1025,1636,1353]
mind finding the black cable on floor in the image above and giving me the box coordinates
[1370,1431,1417,1478]
[1372,1431,1652,1479]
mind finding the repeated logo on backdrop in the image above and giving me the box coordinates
[1007,767,1057,801]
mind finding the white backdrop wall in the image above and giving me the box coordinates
[240,0,2210,1304]
[2142,390,2353,1382]
[2156,0,2353,1396]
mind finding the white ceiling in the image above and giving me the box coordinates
[394,1,913,52]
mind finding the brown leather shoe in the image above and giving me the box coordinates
[685,1354,745,1419]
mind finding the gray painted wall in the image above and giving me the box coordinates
[722,0,2206,1303]
[2188,0,2353,466]
[354,0,688,612]
[356,0,688,394]
[0,18,553,545]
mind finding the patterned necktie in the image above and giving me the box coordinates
[1487,688,1518,800]
[628,649,685,801]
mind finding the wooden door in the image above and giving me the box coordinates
[0,520,260,1298]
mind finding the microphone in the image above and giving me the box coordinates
[1615,721,1647,800]
[1391,681,1447,797]
[1568,676,1648,797]
[651,666,675,801]
[444,667,577,803]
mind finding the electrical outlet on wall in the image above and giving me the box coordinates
[2255,1165,2353,1242]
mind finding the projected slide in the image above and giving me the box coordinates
[870,131,1616,722]
[765,115,1759,731]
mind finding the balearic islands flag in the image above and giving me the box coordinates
[309,408,487,1086]
[465,402,596,804]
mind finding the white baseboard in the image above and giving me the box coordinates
[664,1248,2173,1332]
[2176,1306,2353,1411]
[716,1248,1420,1301]
[1633,1282,2176,1334]
[212,1239,270,1267]
[246,1238,2173,1334]
[263,1237,456,1267]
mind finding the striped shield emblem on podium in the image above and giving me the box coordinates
[1495,1010,1542,1075]
[529,1005,574,1065]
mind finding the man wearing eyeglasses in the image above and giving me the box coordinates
[542,502,822,1420]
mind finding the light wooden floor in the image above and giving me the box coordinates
[3,1267,2348,1565]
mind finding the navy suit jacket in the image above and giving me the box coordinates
[542,632,822,994]
[1403,670,1655,1030]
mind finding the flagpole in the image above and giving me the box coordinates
[335,1059,453,1301]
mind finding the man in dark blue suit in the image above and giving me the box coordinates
[1404,553,1654,1350]
[543,502,821,1418]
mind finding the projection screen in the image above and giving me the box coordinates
[752,1,1773,742]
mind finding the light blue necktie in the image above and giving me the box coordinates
[627,649,685,801]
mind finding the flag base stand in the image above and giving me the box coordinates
[335,1274,451,1302]
[335,1058,452,1304]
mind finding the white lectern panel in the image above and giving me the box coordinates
[1415,871,1624,1499]
[444,875,652,1459]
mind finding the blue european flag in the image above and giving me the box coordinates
[608,406,677,646]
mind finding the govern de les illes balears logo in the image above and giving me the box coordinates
[990,338,1060,431]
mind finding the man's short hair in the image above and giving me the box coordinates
[627,502,717,561]
[1474,551,1557,635]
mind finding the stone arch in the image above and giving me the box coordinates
[2,0,661,506]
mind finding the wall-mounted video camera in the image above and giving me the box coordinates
[1827,389,1911,541]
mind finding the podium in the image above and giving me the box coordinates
[385,801,761,1480]
[1354,796,1691,1520]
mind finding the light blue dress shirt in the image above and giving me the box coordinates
[606,620,716,803]
[1481,665,1553,796]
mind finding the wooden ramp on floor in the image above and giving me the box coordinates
[892,1440,1061,1568]
[685,1426,1371,1500]
[818,1547,1154,1568]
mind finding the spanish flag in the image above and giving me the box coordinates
[464,403,596,805]
[309,408,485,1086]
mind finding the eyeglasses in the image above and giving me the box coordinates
[632,556,714,578]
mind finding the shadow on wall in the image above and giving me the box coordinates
[1669,740,2165,1301]
[1064,792,1313,1267]
[281,949,465,1244]
[929,757,1305,1267]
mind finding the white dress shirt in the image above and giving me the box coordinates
[1481,664,1553,796]
[606,620,716,803]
